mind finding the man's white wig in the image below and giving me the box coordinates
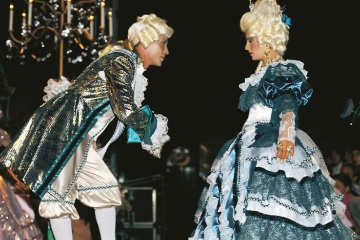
[128,14,174,48]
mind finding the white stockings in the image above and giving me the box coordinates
[95,207,116,240]
[50,207,116,240]
[50,218,72,240]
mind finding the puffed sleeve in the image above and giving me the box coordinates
[105,55,151,141]
[258,63,313,112]
[253,63,313,147]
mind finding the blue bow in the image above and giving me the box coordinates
[282,14,291,26]
[127,105,155,144]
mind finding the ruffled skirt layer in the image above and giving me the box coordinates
[189,123,354,240]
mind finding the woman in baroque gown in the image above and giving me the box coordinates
[189,0,356,239]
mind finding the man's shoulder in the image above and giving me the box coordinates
[100,48,137,60]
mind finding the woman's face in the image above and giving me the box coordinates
[245,34,266,61]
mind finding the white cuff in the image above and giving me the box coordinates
[141,114,170,158]
[43,76,71,102]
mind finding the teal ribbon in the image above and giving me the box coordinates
[127,105,154,144]
[282,14,291,26]
[48,222,55,240]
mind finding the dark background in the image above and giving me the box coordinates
[1,0,360,239]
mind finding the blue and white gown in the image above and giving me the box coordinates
[189,60,355,239]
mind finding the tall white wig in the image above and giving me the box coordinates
[128,14,174,48]
[240,0,289,56]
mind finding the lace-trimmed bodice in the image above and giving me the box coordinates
[239,59,308,92]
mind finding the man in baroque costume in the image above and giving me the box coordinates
[0,13,173,240]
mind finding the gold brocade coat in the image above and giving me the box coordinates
[0,49,150,198]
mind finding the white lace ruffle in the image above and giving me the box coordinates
[100,64,148,109]
[246,192,336,227]
[239,59,308,91]
[234,127,256,224]
[141,114,170,158]
[250,133,320,182]
[43,76,72,102]
[132,65,148,108]
[133,65,169,158]
[296,131,353,228]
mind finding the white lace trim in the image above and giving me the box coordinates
[296,131,352,228]
[234,128,256,224]
[247,192,336,227]
[239,59,308,91]
[134,64,170,158]
[132,65,148,108]
[253,144,319,182]
[196,130,250,238]
[278,112,296,144]
[43,76,72,102]
[141,114,170,158]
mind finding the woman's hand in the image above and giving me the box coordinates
[276,140,294,162]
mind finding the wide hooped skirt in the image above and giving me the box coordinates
[189,123,355,240]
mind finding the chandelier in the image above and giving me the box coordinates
[6,0,114,79]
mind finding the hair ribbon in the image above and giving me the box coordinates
[282,14,291,26]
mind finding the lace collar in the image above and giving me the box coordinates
[239,59,308,91]
[132,62,148,108]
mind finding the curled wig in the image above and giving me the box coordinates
[128,14,174,48]
[240,0,289,56]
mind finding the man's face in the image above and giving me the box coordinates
[334,179,349,195]
[138,35,169,69]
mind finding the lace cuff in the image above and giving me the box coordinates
[278,111,295,143]
[43,76,71,102]
[141,114,170,158]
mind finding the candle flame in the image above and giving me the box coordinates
[10,4,14,9]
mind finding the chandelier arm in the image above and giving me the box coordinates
[29,26,60,41]
[34,0,58,15]
[75,0,96,6]
[8,31,32,45]
[72,31,85,50]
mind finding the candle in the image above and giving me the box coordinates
[89,15,94,39]
[22,12,27,28]
[100,1,105,28]
[67,0,71,24]
[9,4,14,31]
[108,9,113,36]
[28,0,33,26]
